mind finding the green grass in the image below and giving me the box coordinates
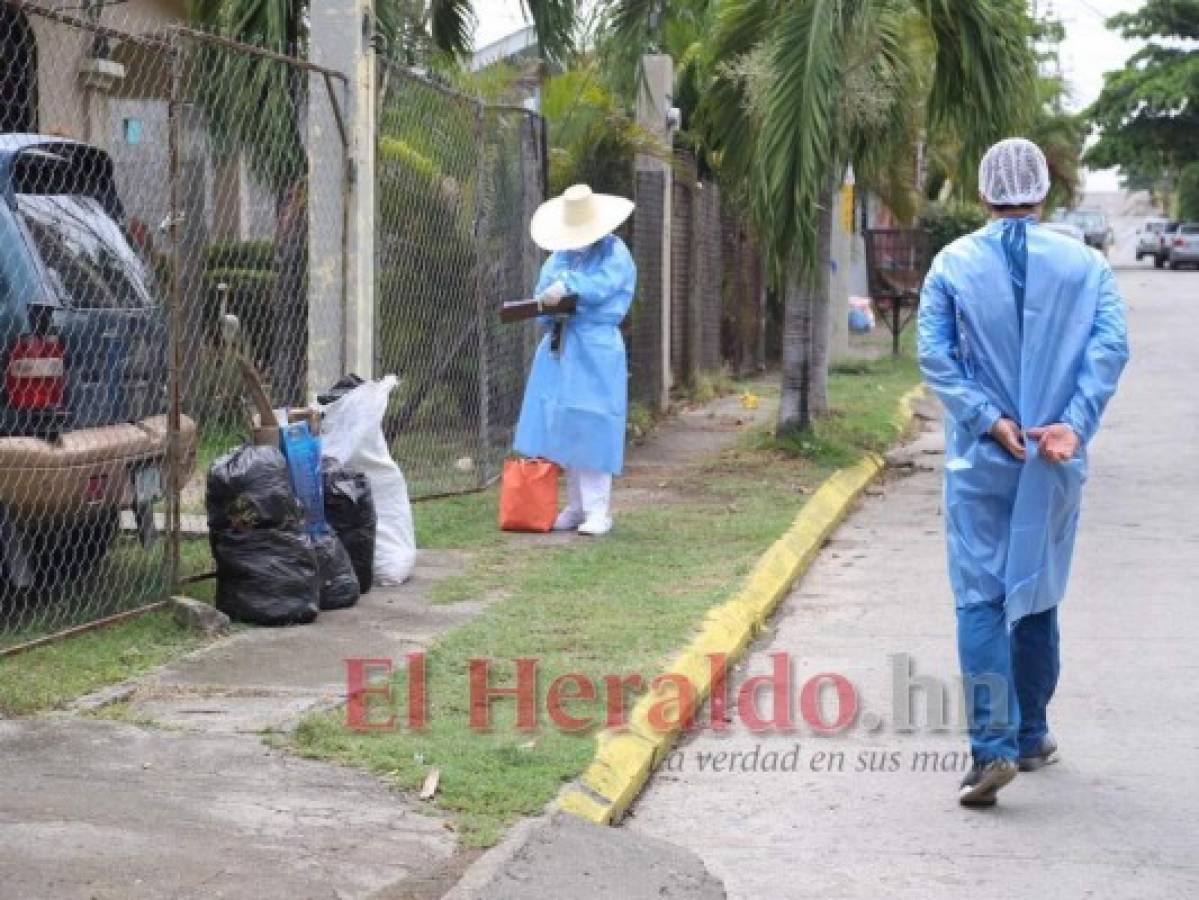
[677,368,738,406]
[290,356,922,846]
[767,351,922,467]
[197,423,246,478]
[0,611,211,716]
[0,352,922,841]
[625,401,656,442]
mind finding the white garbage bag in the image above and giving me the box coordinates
[320,375,415,585]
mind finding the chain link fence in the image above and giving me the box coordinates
[0,0,756,650]
[0,2,551,648]
[0,1,352,647]
[628,169,666,412]
[668,150,741,389]
[374,62,544,499]
[0,2,176,646]
[721,207,767,376]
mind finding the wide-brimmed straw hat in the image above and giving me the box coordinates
[529,184,635,252]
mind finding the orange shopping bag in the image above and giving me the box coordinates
[498,458,561,533]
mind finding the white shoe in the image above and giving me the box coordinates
[553,508,586,531]
[577,514,613,536]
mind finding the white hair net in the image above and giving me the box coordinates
[978,138,1051,206]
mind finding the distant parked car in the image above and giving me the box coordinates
[1042,221,1085,242]
[1158,221,1182,269]
[1136,217,1171,265]
[1167,223,1199,270]
[1061,209,1115,255]
[0,135,196,587]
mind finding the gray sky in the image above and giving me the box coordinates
[476,0,1148,191]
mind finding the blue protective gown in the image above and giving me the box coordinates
[513,235,637,474]
[918,218,1129,628]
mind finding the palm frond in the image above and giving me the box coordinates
[919,0,1037,176]
[187,0,306,195]
[698,0,778,191]
[593,0,662,98]
[429,0,476,57]
[847,0,923,223]
[754,0,850,281]
[521,0,577,64]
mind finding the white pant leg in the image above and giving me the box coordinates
[564,467,584,515]
[576,468,612,519]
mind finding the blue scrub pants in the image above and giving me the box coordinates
[957,599,1060,762]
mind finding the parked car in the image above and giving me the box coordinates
[0,135,196,587]
[1061,209,1114,255]
[1136,217,1171,265]
[1158,221,1182,269]
[1167,223,1199,270]
[1042,221,1085,242]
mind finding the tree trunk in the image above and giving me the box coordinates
[808,177,837,416]
[273,179,308,406]
[776,264,813,435]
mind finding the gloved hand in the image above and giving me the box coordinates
[537,280,569,311]
[1027,423,1079,463]
[989,417,1026,461]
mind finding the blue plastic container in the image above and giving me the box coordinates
[280,421,328,537]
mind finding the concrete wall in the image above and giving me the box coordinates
[25,0,183,145]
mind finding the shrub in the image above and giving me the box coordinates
[203,267,277,369]
[919,202,987,258]
[1178,162,1199,221]
[206,240,275,272]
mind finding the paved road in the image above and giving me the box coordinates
[628,259,1199,897]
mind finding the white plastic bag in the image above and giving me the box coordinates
[320,376,415,585]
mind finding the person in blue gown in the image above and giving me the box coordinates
[514,185,636,536]
[918,138,1129,806]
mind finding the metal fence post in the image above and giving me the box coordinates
[165,33,183,595]
[520,114,544,370]
[473,105,494,487]
[687,177,703,384]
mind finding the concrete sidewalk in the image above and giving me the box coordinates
[0,551,474,900]
[0,385,776,900]
[625,264,1199,896]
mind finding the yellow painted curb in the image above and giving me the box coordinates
[558,384,925,825]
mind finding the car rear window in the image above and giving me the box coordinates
[1067,212,1105,231]
[14,193,154,310]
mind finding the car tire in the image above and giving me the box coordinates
[12,511,120,589]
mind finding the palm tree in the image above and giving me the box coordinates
[596,0,716,123]
[186,0,577,401]
[701,0,1037,435]
[390,1,577,64]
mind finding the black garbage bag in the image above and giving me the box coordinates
[321,459,376,594]
[207,445,302,533]
[212,527,320,626]
[313,529,360,610]
[317,373,366,406]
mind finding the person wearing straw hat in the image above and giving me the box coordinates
[514,184,636,536]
